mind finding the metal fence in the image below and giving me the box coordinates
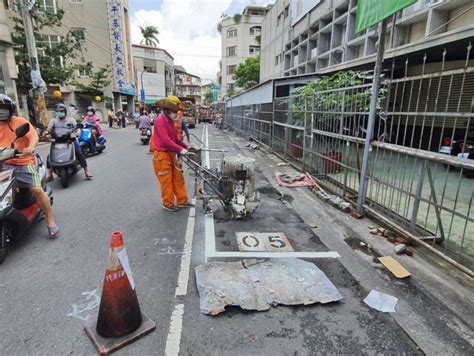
[225,43,474,273]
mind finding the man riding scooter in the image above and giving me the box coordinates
[0,94,60,237]
[45,103,93,181]
[82,106,103,153]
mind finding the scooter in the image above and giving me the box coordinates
[439,130,474,178]
[78,123,106,157]
[48,126,82,188]
[0,123,53,264]
[139,127,151,145]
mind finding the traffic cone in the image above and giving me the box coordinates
[84,231,156,355]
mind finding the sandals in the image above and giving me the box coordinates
[47,225,60,238]
[85,174,93,180]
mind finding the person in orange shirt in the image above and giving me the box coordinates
[174,111,190,142]
[0,95,59,237]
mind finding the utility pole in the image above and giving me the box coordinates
[20,0,48,126]
[356,19,387,214]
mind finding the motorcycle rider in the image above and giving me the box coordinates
[82,106,103,152]
[0,94,60,237]
[137,108,151,129]
[44,103,93,181]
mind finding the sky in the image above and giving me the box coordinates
[129,0,273,84]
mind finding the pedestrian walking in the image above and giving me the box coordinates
[152,96,194,212]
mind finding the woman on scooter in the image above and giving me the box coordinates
[44,103,93,181]
[82,106,103,151]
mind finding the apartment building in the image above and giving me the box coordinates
[260,0,291,82]
[5,0,135,118]
[260,0,474,81]
[175,66,202,105]
[219,5,268,97]
[133,44,174,105]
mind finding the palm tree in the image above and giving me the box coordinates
[140,26,159,47]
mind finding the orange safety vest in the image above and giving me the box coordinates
[175,120,184,141]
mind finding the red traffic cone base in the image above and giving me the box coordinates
[83,232,156,355]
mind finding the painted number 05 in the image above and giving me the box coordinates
[268,235,286,248]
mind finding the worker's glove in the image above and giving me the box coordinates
[179,149,189,156]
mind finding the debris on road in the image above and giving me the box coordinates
[195,258,343,315]
[363,290,398,313]
[277,162,290,166]
[369,226,414,256]
[378,256,411,279]
[245,142,260,150]
[394,244,406,255]
[275,172,315,187]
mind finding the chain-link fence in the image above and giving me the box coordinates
[225,43,474,273]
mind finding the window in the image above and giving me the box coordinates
[277,14,281,27]
[226,46,236,57]
[143,66,157,73]
[226,65,236,75]
[275,54,281,65]
[250,10,263,16]
[249,46,260,55]
[249,26,261,35]
[71,28,86,42]
[227,28,237,38]
[77,65,91,77]
[37,34,63,66]
[284,6,289,18]
[39,0,57,14]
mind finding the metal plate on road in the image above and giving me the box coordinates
[236,232,294,252]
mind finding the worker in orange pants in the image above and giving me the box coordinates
[153,96,194,212]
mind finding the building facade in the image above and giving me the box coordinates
[133,44,174,106]
[260,0,474,81]
[219,5,268,97]
[0,5,18,109]
[5,0,135,119]
[260,0,291,82]
[175,66,202,105]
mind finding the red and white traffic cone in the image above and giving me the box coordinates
[84,231,155,355]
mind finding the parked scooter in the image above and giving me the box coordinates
[439,129,474,178]
[78,122,106,157]
[47,124,82,188]
[0,123,53,264]
[139,127,152,145]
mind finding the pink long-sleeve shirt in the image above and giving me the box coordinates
[153,112,188,153]
[82,114,103,135]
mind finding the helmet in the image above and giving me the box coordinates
[0,94,15,121]
[86,106,95,114]
[54,103,67,115]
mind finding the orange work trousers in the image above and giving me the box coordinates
[153,151,188,208]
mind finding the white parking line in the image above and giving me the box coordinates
[165,304,184,356]
[174,198,197,297]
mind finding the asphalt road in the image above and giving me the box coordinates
[0,124,421,355]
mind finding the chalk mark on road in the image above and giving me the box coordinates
[66,289,100,321]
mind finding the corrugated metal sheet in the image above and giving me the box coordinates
[227,81,274,107]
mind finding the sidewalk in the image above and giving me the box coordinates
[218,127,474,354]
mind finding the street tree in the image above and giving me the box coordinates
[73,65,112,99]
[140,26,160,47]
[203,89,213,106]
[11,3,84,96]
[233,56,260,90]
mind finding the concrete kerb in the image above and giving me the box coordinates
[222,128,474,355]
